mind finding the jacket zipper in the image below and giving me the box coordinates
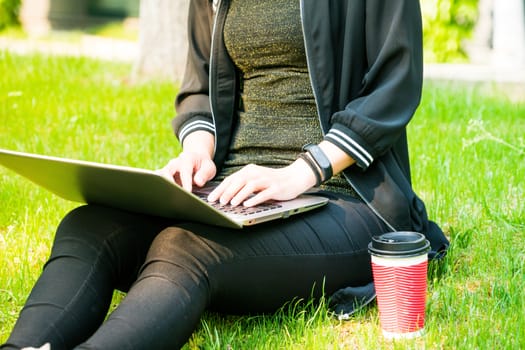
[299,0,325,137]
[209,0,222,157]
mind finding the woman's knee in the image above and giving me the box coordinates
[49,205,165,290]
[140,227,228,286]
[55,204,165,246]
[51,205,160,265]
[52,206,121,253]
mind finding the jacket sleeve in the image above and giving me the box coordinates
[172,0,216,145]
[324,0,423,170]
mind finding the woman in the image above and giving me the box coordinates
[2,0,448,349]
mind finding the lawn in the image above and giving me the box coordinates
[1,51,524,349]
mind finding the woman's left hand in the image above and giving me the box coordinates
[207,159,317,207]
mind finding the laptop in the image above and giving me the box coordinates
[0,148,329,229]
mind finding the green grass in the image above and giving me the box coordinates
[1,51,524,349]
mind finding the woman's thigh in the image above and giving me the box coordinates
[51,205,172,291]
[172,193,389,313]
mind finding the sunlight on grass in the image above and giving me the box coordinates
[1,52,524,349]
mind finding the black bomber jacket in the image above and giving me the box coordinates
[172,0,449,256]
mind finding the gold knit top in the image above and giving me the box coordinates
[220,0,353,195]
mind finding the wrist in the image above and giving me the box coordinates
[302,143,333,184]
[291,157,318,189]
[182,130,215,159]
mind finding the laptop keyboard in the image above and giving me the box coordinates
[194,192,282,216]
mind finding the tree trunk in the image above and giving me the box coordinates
[492,0,525,66]
[133,0,190,82]
[467,0,493,64]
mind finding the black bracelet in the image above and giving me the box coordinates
[298,153,322,187]
[302,143,333,183]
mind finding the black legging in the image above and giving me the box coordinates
[2,192,388,350]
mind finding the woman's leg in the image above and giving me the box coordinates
[1,205,169,350]
[201,193,389,313]
[77,193,389,349]
[77,225,227,350]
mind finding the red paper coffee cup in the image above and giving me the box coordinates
[368,232,430,339]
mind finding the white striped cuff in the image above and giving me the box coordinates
[178,120,215,143]
[325,128,373,168]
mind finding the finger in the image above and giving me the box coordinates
[178,161,195,193]
[208,175,242,204]
[194,159,216,187]
[207,176,228,202]
[156,167,174,182]
[159,159,180,182]
[230,182,260,207]
[208,164,258,203]
[218,179,244,205]
[242,188,274,207]
[164,156,193,192]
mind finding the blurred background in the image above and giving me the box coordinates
[0,0,524,83]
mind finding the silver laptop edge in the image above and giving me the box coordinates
[0,149,328,228]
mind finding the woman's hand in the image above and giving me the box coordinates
[159,151,217,192]
[207,141,356,207]
[207,158,318,207]
[158,131,216,193]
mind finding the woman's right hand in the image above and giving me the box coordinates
[158,131,216,193]
[160,151,217,193]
